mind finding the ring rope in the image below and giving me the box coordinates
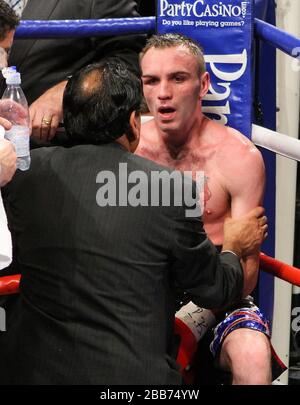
[259,253,300,287]
[15,17,156,39]
[1,253,299,295]
[252,124,300,162]
[0,274,21,296]
[255,18,300,58]
[14,17,300,58]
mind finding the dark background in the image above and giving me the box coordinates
[138,1,156,16]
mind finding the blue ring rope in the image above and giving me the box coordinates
[14,17,300,59]
[255,18,300,58]
[15,17,156,39]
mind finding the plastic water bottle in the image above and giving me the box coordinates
[0,70,30,171]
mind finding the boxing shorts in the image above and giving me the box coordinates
[210,296,287,380]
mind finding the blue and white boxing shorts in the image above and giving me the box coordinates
[210,296,287,380]
[210,297,269,357]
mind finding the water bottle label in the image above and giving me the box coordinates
[5,125,30,158]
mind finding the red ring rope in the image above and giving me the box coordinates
[259,252,300,286]
[0,254,299,295]
[0,274,21,295]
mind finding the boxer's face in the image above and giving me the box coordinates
[141,45,207,136]
[0,29,15,68]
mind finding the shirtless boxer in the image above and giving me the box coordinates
[136,34,274,385]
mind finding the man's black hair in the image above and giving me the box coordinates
[0,0,19,40]
[63,58,142,145]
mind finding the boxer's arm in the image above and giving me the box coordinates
[227,144,265,295]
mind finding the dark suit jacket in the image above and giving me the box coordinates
[0,143,243,384]
[8,0,144,104]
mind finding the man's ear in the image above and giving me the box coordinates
[127,110,141,152]
[199,72,210,99]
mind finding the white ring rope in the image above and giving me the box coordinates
[252,124,300,162]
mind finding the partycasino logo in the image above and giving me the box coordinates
[159,0,248,19]
[203,50,248,125]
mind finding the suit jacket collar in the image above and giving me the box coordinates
[11,0,60,69]
[22,0,59,20]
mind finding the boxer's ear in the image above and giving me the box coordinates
[199,72,210,99]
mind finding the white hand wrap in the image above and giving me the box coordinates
[176,302,216,342]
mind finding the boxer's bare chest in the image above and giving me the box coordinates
[137,142,231,244]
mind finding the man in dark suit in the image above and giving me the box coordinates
[0,58,267,384]
[5,0,145,141]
